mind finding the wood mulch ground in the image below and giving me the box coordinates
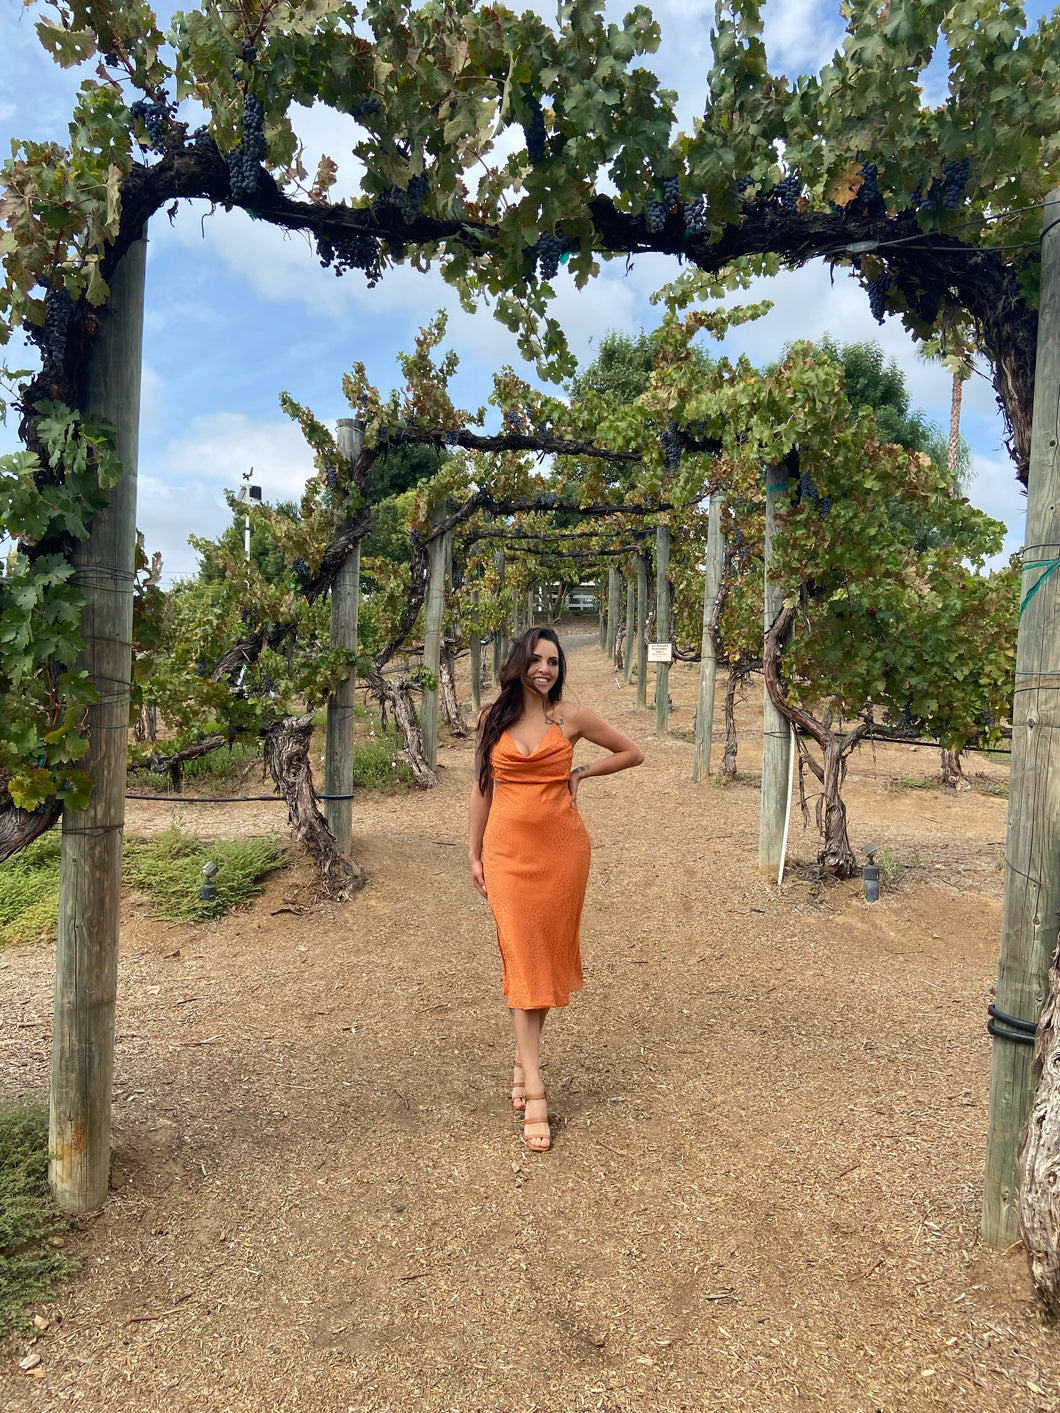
[2,627,1057,1412]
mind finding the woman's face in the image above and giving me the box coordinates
[525,640,560,698]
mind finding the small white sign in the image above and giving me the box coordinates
[647,642,673,663]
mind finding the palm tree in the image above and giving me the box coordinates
[919,317,978,788]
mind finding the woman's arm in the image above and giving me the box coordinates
[468,775,492,897]
[565,704,644,804]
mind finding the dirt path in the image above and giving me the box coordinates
[3,633,1057,1413]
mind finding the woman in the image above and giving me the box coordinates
[468,628,644,1152]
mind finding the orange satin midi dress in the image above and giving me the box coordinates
[482,721,592,1009]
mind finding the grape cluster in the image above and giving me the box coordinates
[227,94,266,202]
[129,96,171,151]
[684,194,709,235]
[195,660,207,677]
[867,269,892,323]
[796,471,833,518]
[315,230,383,285]
[659,420,682,470]
[241,41,257,62]
[444,428,460,446]
[535,231,565,281]
[856,162,887,219]
[293,557,310,581]
[504,409,523,432]
[191,126,219,156]
[325,465,338,490]
[942,158,970,208]
[28,286,75,369]
[352,94,382,120]
[735,175,753,194]
[385,174,429,222]
[645,199,667,234]
[918,177,943,214]
[916,289,942,325]
[773,169,802,210]
[663,176,680,208]
[523,99,548,166]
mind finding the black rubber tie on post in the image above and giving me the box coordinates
[987,1003,1037,1044]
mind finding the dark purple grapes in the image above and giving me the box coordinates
[942,158,970,208]
[663,176,680,208]
[315,230,383,285]
[129,96,172,151]
[27,285,75,369]
[856,162,887,219]
[536,231,564,281]
[523,100,547,166]
[684,194,709,234]
[867,270,892,322]
[774,170,802,210]
[226,94,266,201]
[241,41,257,62]
[659,420,681,470]
[646,199,667,234]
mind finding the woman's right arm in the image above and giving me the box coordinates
[468,775,491,898]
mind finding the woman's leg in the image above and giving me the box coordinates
[511,1007,550,1150]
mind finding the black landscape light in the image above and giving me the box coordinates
[862,843,880,903]
[200,859,219,903]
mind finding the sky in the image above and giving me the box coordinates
[0,0,1049,584]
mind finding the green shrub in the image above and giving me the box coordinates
[0,1098,77,1342]
[0,836,63,947]
[0,827,285,946]
[123,827,285,922]
[352,738,414,789]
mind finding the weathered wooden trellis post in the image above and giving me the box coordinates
[983,190,1060,1248]
[692,493,725,782]
[759,463,793,879]
[606,565,621,661]
[470,589,482,714]
[623,572,636,686]
[50,234,146,1212]
[421,503,448,771]
[598,576,607,650]
[323,417,363,854]
[636,552,649,710]
[654,525,671,738]
[492,548,506,680]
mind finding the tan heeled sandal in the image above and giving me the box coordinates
[522,1093,551,1152]
[511,1060,526,1111]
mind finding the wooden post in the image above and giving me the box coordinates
[759,463,793,878]
[606,566,621,662]
[527,587,535,632]
[598,578,607,650]
[470,589,482,715]
[421,503,448,771]
[50,233,146,1212]
[623,574,636,686]
[983,190,1060,1247]
[493,549,506,677]
[636,553,649,710]
[324,418,362,854]
[692,494,725,782]
[654,526,671,738]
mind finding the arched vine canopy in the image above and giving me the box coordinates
[3,0,1057,470]
[0,0,1055,838]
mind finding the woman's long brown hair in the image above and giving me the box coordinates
[475,628,567,793]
